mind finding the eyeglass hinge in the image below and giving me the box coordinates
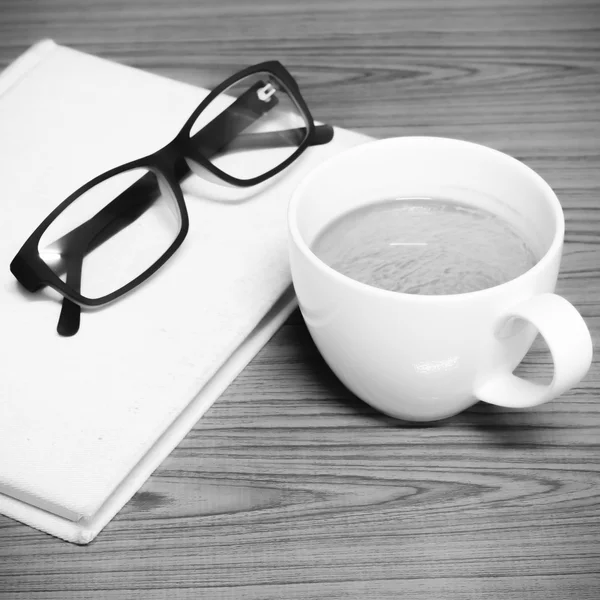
[257,83,277,102]
[10,254,44,292]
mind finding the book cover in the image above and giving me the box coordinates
[0,41,370,543]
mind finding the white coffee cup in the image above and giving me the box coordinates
[288,137,593,421]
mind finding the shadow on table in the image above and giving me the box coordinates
[460,401,553,446]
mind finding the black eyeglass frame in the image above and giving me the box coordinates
[11,60,321,309]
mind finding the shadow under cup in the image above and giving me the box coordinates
[288,137,591,421]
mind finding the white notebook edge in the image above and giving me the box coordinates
[0,287,298,544]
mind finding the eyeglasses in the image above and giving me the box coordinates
[10,61,333,336]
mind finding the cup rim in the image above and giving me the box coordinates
[288,136,565,302]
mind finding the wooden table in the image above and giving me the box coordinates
[1,0,599,598]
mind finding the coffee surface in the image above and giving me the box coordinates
[311,198,538,295]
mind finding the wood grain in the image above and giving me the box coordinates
[1,0,599,598]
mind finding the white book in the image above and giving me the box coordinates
[0,40,370,543]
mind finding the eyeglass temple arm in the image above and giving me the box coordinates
[55,87,273,335]
[58,253,84,337]
[55,89,332,335]
[55,99,333,269]
[55,189,156,335]
[216,123,333,153]
[57,84,283,335]
[55,125,333,270]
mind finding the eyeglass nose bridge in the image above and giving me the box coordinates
[153,139,186,172]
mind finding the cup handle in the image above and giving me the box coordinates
[474,293,593,408]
